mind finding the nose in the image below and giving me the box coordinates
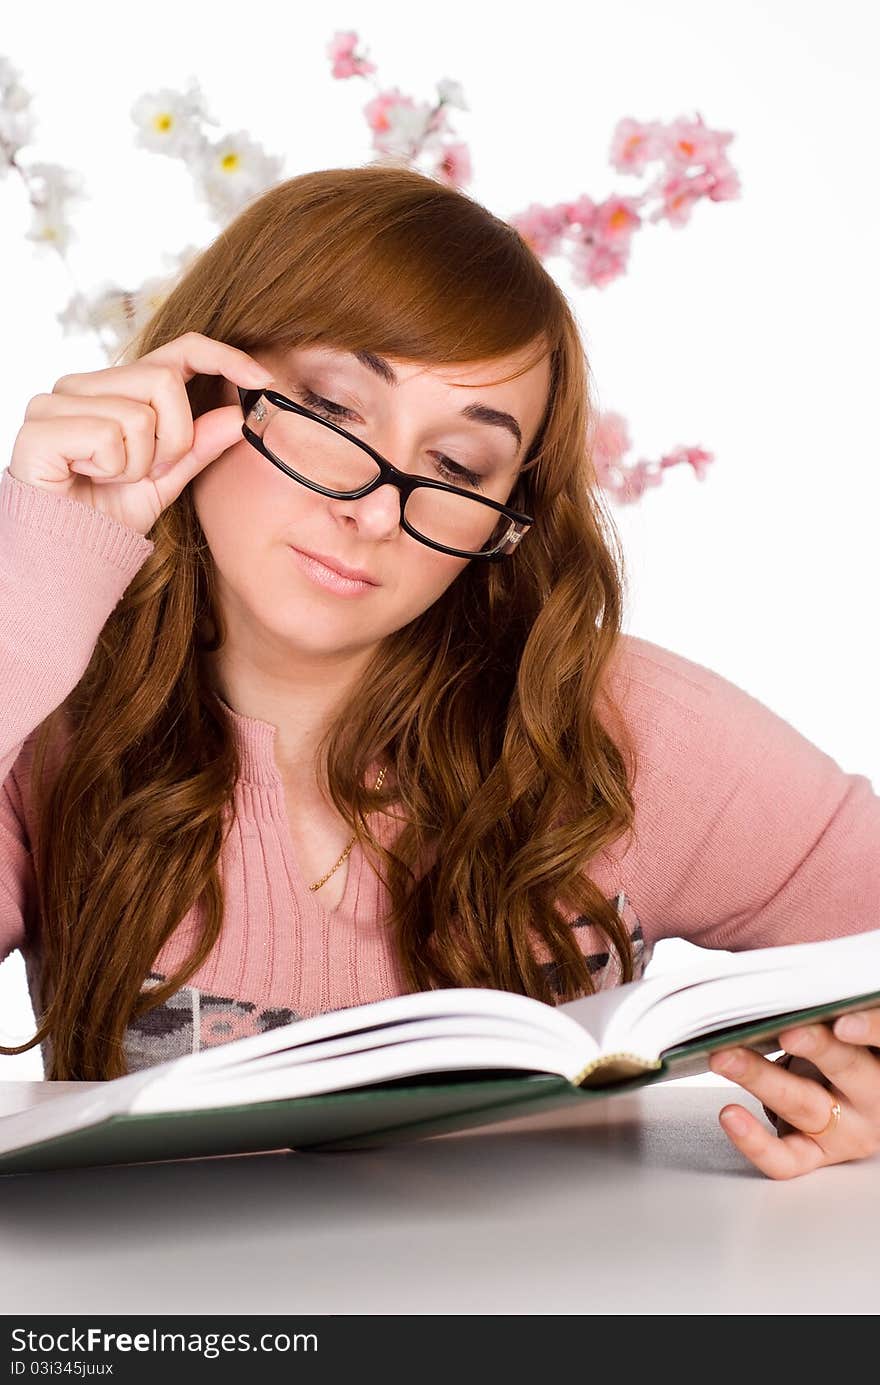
[332,480,403,540]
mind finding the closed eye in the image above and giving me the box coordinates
[301,390,487,492]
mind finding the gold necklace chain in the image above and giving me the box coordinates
[308,765,387,892]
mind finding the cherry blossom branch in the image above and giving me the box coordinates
[1,33,738,505]
[329,31,731,502]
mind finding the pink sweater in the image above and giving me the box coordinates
[1,466,878,1077]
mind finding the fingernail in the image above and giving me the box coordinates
[712,1050,745,1076]
[835,1014,868,1040]
[721,1109,749,1135]
[152,461,174,477]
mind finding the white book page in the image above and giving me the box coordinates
[606,929,880,1060]
[146,985,586,1088]
[554,928,880,1062]
[174,1014,574,1087]
[552,939,754,1055]
[129,1033,578,1116]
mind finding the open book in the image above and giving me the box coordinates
[1,927,878,1176]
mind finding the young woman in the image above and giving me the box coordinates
[1,164,878,1179]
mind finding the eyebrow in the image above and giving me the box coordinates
[350,349,523,455]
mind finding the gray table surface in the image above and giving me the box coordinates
[0,1079,877,1315]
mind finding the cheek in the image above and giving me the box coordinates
[396,548,469,614]
[191,442,469,618]
[192,440,303,555]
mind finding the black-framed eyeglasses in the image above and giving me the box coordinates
[237,385,535,561]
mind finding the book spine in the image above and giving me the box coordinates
[573,1052,664,1088]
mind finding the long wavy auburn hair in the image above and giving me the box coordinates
[3,162,640,1080]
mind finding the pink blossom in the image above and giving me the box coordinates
[590,411,631,466]
[327,30,376,80]
[363,88,416,136]
[433,141,472,188]
[570,238,630,289]
[650,170,704,227]
[669,444,713,481]
[594,195,642,242]
[564,195,597,228]
[589,416,714,502]
[609,118,665,174]
[594,458,656,504]
[508,201,570,257]
[705,160,742,202]
[541,195,641,286]
[661,113,734,169]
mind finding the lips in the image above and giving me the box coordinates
[290,546,378,585]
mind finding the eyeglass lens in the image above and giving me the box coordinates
[255,403,516,556]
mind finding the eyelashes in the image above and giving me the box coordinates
[299,389,487,492]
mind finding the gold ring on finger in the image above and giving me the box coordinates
[805,1095,842,1139]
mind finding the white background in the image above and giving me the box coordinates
[0,0,877,1081]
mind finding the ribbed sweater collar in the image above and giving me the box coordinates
[211,690,387,796]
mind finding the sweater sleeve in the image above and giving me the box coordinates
[609,635,880,952]
[0,467,155,966]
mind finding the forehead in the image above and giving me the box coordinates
[275,341,551,422]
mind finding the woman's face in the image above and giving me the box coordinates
[193,340,551,667]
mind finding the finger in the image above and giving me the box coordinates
[778,1021,880,1110]
[148,403,248,495]
[52,332,272,473]
[141,331,273,391]
[832,1009,880,1047]
[10,415,127,487]
[719,1103,827,1180]
[52,361,193,476]
[25,393,158,479]
[709,1044,834,1136]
